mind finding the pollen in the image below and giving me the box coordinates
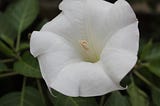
[79,40,89,50]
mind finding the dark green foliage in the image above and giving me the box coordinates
[5,0,39,33]
[0,87,45,106]
[0,63,7,72]
[14,52,41,78]
[151,88,160,106]
[0,41,15,57]
[140,41,160,78]
[104,91,130,106]
[127,80,149,106]
[52,91,98,106]
[0,13,16,44]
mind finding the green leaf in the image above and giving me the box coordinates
[104,91,131,106]
[0,63,7,72]
[144,60,160,78]
[0,92,20,106]
[144,44,160,61]
[152,88,160,106]
[19,42,29,51]
[14,52,41,78]
[127,81,149,106]
[0,13,16,46]
[140,40,153,61]
[52,91,98,106]
[0,34,14,47]
[5,0,39,33]
[0,41,15,57]
[140,41,160,78]
[0,87,45,106]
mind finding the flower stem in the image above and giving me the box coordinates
[36,79,47,106]
[0,59,15,63]
[0,72,18,78]
[100,95,105,106]
[134,71,160,92]
[20,77,27,106]
[16,30,21,52]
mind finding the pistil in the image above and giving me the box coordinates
[79,40,89,50]
[79,39,100,63]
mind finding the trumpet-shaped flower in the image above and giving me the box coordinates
[30,0,139,97]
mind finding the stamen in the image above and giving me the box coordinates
[79,40,89,50]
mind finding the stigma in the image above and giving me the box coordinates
[79,40,89,50]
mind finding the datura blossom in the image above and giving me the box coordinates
[30,0,139,97]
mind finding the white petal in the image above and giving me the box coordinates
[62,0,137,45]
[41,0,137,51]
[90,0,138,47]
[51,62,124,97]
[101,49,137,84]
[101,0,138,43]
[30,31,81,85]
[41,0,112,48]
[41,14,84,45]
[100,22,139,83]
[30,31,74,57]
[104,21,139,55]
[41,0,87,44]
[30,31,54,57]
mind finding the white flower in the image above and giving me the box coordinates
[30,0,139,97]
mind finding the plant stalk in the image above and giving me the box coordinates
[0,72,18,78]
[134,71,160,92]
[37,79,47,106]
[100,95,106,106]
[20,77,27,106]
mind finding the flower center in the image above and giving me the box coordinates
[79,40,100,63]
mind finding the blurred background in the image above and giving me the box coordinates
[0,0,160,106]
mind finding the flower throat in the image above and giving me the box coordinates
[79,40,100,63]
